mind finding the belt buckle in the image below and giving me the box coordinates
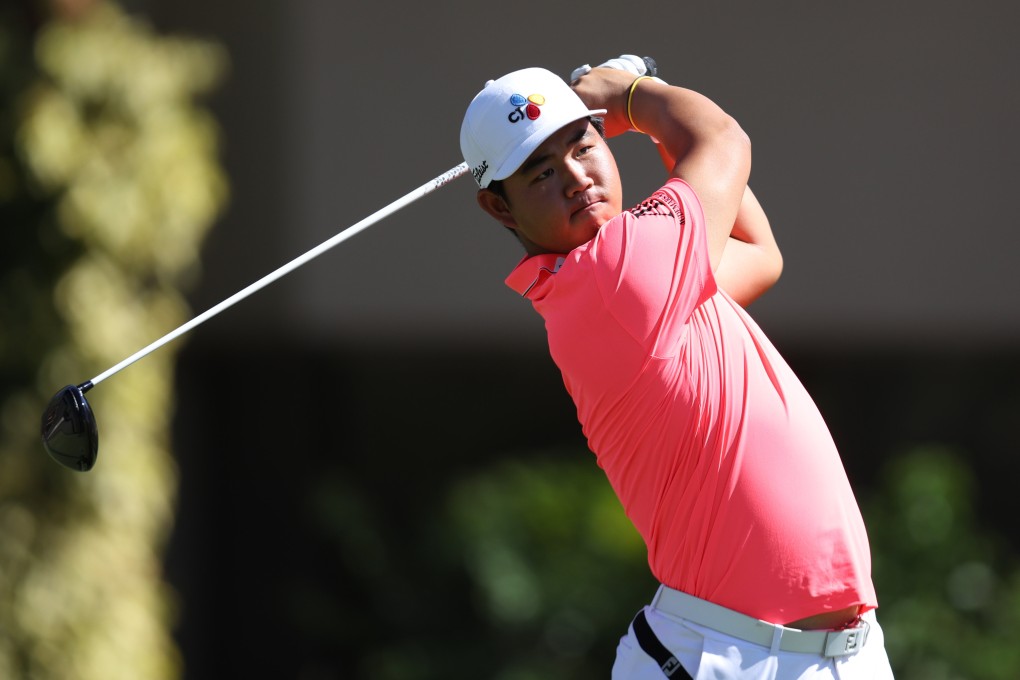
[822,619,869,657]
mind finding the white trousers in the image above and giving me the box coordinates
[612,605,894,680]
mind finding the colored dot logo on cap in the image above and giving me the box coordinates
[526,94,544,120]
[508,93,544,122]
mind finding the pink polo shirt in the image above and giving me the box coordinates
[505,178,876,623]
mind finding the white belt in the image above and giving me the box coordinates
[651,586,870,658]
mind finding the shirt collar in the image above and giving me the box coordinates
[505,253,567,298]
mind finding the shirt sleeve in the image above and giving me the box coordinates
[586,178,716,357]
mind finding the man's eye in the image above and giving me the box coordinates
[534,168,553,181]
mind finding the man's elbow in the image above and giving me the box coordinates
[765,248,784,289]
[715,116,752,188]
[757,239,784,292]
[720,114,751,161]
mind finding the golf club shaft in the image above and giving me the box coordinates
[87,162,470,388]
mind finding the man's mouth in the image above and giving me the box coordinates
[571,196,604,220]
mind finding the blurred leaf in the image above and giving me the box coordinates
[447,452,655,679]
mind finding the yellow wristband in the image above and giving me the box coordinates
[626,76,652,134]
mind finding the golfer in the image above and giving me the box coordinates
[460,57,894,679]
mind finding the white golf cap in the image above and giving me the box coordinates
[460,67,607,188]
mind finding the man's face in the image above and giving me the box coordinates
[479,119,623,255]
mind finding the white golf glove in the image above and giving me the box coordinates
[569,54,665,83]
[570,55,666,141]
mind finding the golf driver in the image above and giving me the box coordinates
[41,162,470,471]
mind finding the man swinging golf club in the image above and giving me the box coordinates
[460,56,894,679]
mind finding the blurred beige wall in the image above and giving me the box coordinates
[151,0,1020,352]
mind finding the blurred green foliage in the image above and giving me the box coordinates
[0,2,226,677]
[289,440,1020,679]
[296,449,656,680]
[447,455,656,679]
[865,447,1020,679]
[299,443,1020,679]
[422,445,1020,679]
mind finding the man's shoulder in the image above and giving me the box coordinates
[625,177,695,221]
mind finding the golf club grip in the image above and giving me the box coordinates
[87,162,471,387]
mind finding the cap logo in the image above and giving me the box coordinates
[507,93,546,123]
[471,159,489,185]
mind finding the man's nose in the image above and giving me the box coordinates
[563,158,593,196]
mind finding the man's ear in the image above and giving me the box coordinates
[476,189,518,230]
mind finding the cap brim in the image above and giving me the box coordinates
[490,108,608,183]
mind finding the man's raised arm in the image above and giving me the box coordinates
[572,69,750,272]
[573,69,781,304]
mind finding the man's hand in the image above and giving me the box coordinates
[570,55,658,82]
[570,67,640,138]
[570,55,664,138]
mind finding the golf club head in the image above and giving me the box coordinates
[40,383,98,472]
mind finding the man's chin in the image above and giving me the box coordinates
[573,209,613,236]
